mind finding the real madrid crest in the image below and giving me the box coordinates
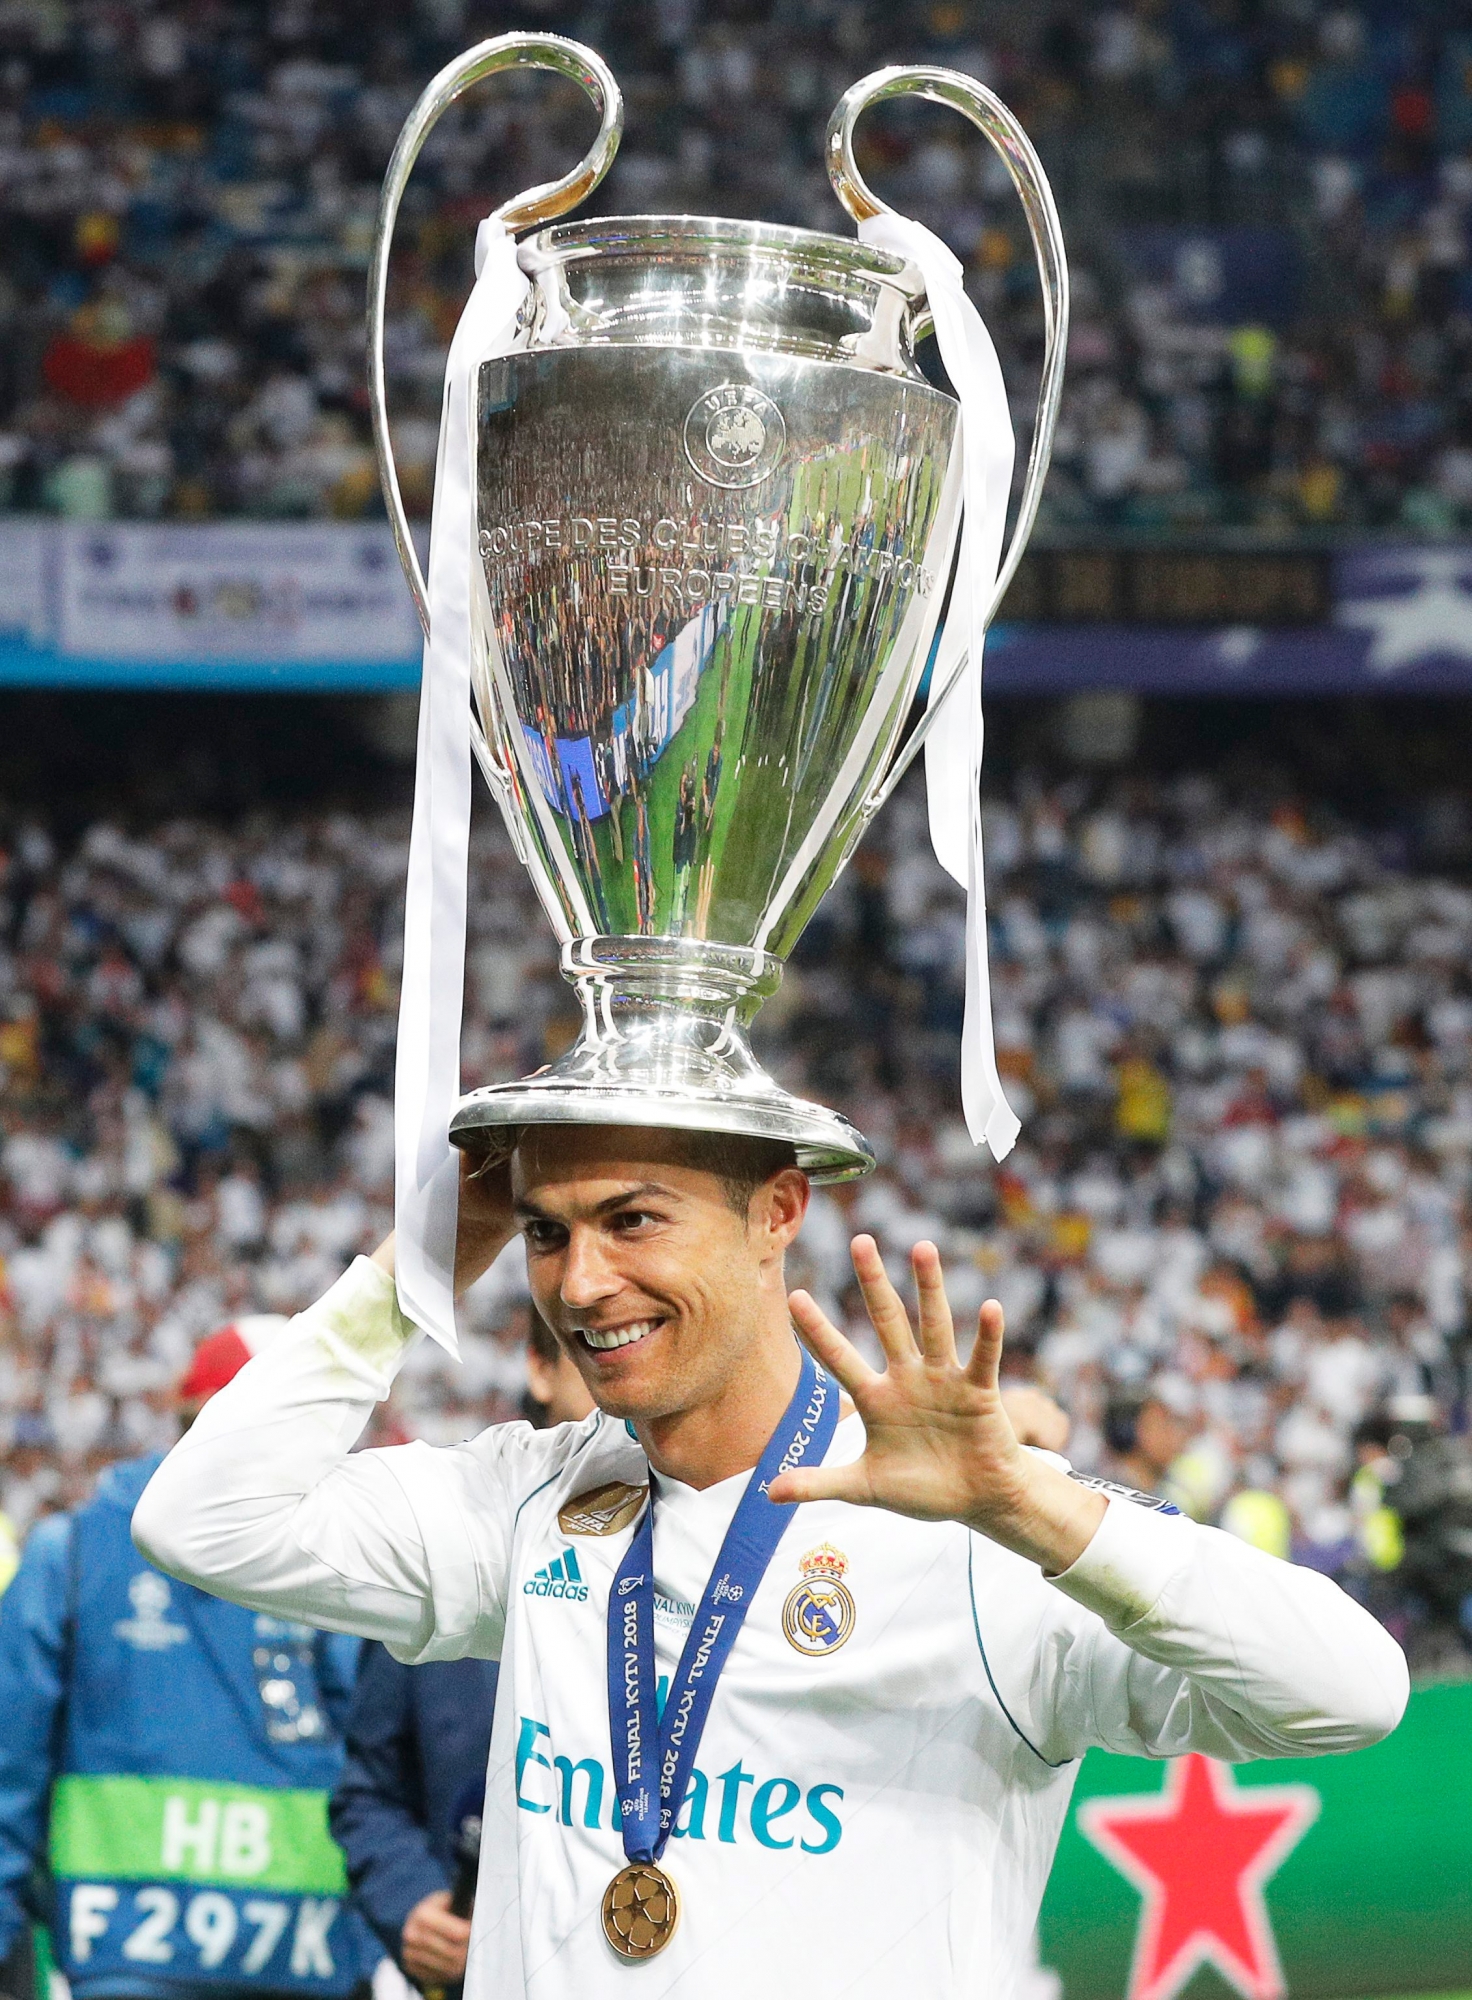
[782,1543,856,1656]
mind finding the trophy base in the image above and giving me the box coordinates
[448,936,874,1184]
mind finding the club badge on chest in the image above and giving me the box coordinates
[782,1543,857,1656]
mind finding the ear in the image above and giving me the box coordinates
[751,1167,810,1263]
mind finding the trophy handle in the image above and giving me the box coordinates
[368,33,623,640]
[825,66,1069,818]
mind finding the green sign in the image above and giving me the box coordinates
[49,1774,347,1895]
[1039,1683,1472,2000]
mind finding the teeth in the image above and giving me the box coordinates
[579,1321,658,1352]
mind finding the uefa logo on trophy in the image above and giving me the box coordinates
[368,32,1068,1237]
[683,385,788,490]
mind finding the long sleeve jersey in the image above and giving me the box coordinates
[132,1257,1409,2000]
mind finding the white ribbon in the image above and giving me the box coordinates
[394,219,529,1354]
[858,211,1020,1161]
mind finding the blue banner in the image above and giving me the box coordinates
[986,546,1472,695]
[3,521,1472,696]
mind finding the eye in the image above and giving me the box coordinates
[521,1219,566,1252]
[611,1208,658,1233]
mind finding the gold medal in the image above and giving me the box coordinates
[601,1861,679,1959]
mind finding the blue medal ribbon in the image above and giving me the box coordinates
[607,1346,838,1866]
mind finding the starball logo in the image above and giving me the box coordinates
[523,1548,589,1602]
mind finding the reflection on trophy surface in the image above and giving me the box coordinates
[370,35,1066,1184]
[473,259,956,959]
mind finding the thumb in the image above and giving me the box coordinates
[767,1463,871,1509]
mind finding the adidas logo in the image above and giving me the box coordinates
[523,1547,589,1601]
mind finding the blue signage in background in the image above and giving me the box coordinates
[0,519,424,689]
[2,521,1472,697]
[1113,227,1303,329]
[986,547,1472,696]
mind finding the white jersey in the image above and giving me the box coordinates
[133,1258,1408,2000]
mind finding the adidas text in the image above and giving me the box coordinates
[524,1547,589,1602]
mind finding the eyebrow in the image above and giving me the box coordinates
[514,1181,678,1222]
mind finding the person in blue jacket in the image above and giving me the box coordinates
[0,1315,375,2000]
[327,1654,494,1993]
[329,1314,591,1991]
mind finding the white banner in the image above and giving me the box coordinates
[57,522,422,663]
[0,518,53,643]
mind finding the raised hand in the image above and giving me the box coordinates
[767,1235,1106,1574]
[369,1144,518,1299]
[454,1143,517,1296]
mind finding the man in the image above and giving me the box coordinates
[0,1316,375,2000]
[332,1302,1067,1991]
[134,1129,1407,1999]
[330,1316,594,1989]
[1102,1377,1195,1502]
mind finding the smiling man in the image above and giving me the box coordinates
[133,1126,1408,2000]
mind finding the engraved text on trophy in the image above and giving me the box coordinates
[468,346,960,954]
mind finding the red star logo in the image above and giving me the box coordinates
[1078,1755,1320,2000]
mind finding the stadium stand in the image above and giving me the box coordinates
[1,0,1472,531]
[2,708,1470,1667]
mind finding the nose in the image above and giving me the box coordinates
[560,1224,621,1313]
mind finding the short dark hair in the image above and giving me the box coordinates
[668,1130,799,1216]
[495,1123,799,1218]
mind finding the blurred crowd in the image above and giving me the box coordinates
[3,0,1472,532]
[2,764,1471,1666]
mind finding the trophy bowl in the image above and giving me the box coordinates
[370,37,1066,1184]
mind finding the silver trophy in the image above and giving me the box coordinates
[369,35,1066,1181]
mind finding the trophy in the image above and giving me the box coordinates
[369,35,1066,1186]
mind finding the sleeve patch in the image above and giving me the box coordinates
[1068,1471,1181,1516]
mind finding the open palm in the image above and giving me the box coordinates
[767,1233,1028,1525]
[768,1235,1105,1570]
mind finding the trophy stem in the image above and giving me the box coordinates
[450,936,874,1182]
[564,937,782,1033]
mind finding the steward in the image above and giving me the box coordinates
[0,1317,374,2000]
